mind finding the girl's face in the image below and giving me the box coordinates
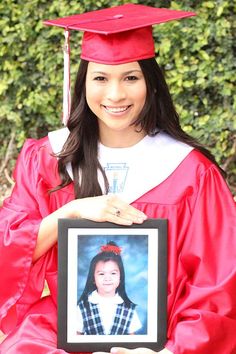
[85,61,147,147]
[94,260,120,297]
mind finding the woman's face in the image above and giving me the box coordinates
[94,260,120,297]
[85,61,147,147]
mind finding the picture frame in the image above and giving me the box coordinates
[57,218,167,352]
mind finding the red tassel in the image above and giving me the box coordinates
[63,29,71,125]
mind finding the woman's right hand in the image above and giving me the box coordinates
[62,194,147,226]
[34,195,147,262]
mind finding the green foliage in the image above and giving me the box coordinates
[0,0,235,191]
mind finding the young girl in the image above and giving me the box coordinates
[0,3,235,354]
[77,241,142,335]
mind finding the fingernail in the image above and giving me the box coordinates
[111,348,118,354]
[137,217,145,223]
[140,214,147,221]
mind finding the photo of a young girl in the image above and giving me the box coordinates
[76,239,147,336]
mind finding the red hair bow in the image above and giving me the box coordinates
[100,245,122,255]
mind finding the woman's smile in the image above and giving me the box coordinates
[102,105,132,115]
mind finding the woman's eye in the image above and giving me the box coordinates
[125,75,138,81]
[93,76,106,81]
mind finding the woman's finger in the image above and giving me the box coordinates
[68,194,147,225]
[93,348,170,354]
[107,195,147,223]
[110,348,157,354]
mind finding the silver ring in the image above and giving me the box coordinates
[115,208,121,217]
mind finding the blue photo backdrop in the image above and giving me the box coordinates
[77,234,148,334]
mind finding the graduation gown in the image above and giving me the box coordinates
[0,132,236,354]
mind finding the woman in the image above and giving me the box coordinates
[0,4,235,354]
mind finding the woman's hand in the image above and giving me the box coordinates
[63,194,147,225]
[34,195,147,261]
[93,347,172,354]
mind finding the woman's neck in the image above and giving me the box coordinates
[99,129,146,148]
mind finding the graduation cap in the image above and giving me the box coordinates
[43,3,196,124]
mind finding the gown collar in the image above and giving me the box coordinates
[48,127,193,203]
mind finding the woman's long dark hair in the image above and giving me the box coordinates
[54,58,225,197]
[78,241,134,308]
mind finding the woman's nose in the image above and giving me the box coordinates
[106,82,126,102]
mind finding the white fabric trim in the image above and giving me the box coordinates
[98,133,193,203]
[48,127,73,179]
[48,127,70,154]
[48,128,193,203]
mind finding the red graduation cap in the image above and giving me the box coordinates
[43,3,196,124]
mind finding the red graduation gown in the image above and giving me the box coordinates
[0,136,236,354]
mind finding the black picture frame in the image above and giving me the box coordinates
[57,218,167,352]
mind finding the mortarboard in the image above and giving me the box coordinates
[43,3,196,124]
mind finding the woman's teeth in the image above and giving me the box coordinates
[104,106,130,113]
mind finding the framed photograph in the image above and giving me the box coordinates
[57,218,167,352]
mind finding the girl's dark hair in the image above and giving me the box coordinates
[54,58,225,197]
[78,241,134,308]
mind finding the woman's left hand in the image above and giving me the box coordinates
[93,347,172,354]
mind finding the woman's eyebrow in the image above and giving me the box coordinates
[91,71,108,75]
[123,70,142,75]
[91,69,142,75]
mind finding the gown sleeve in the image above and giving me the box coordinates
[166,164,236,354]
[0,139,50,333]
